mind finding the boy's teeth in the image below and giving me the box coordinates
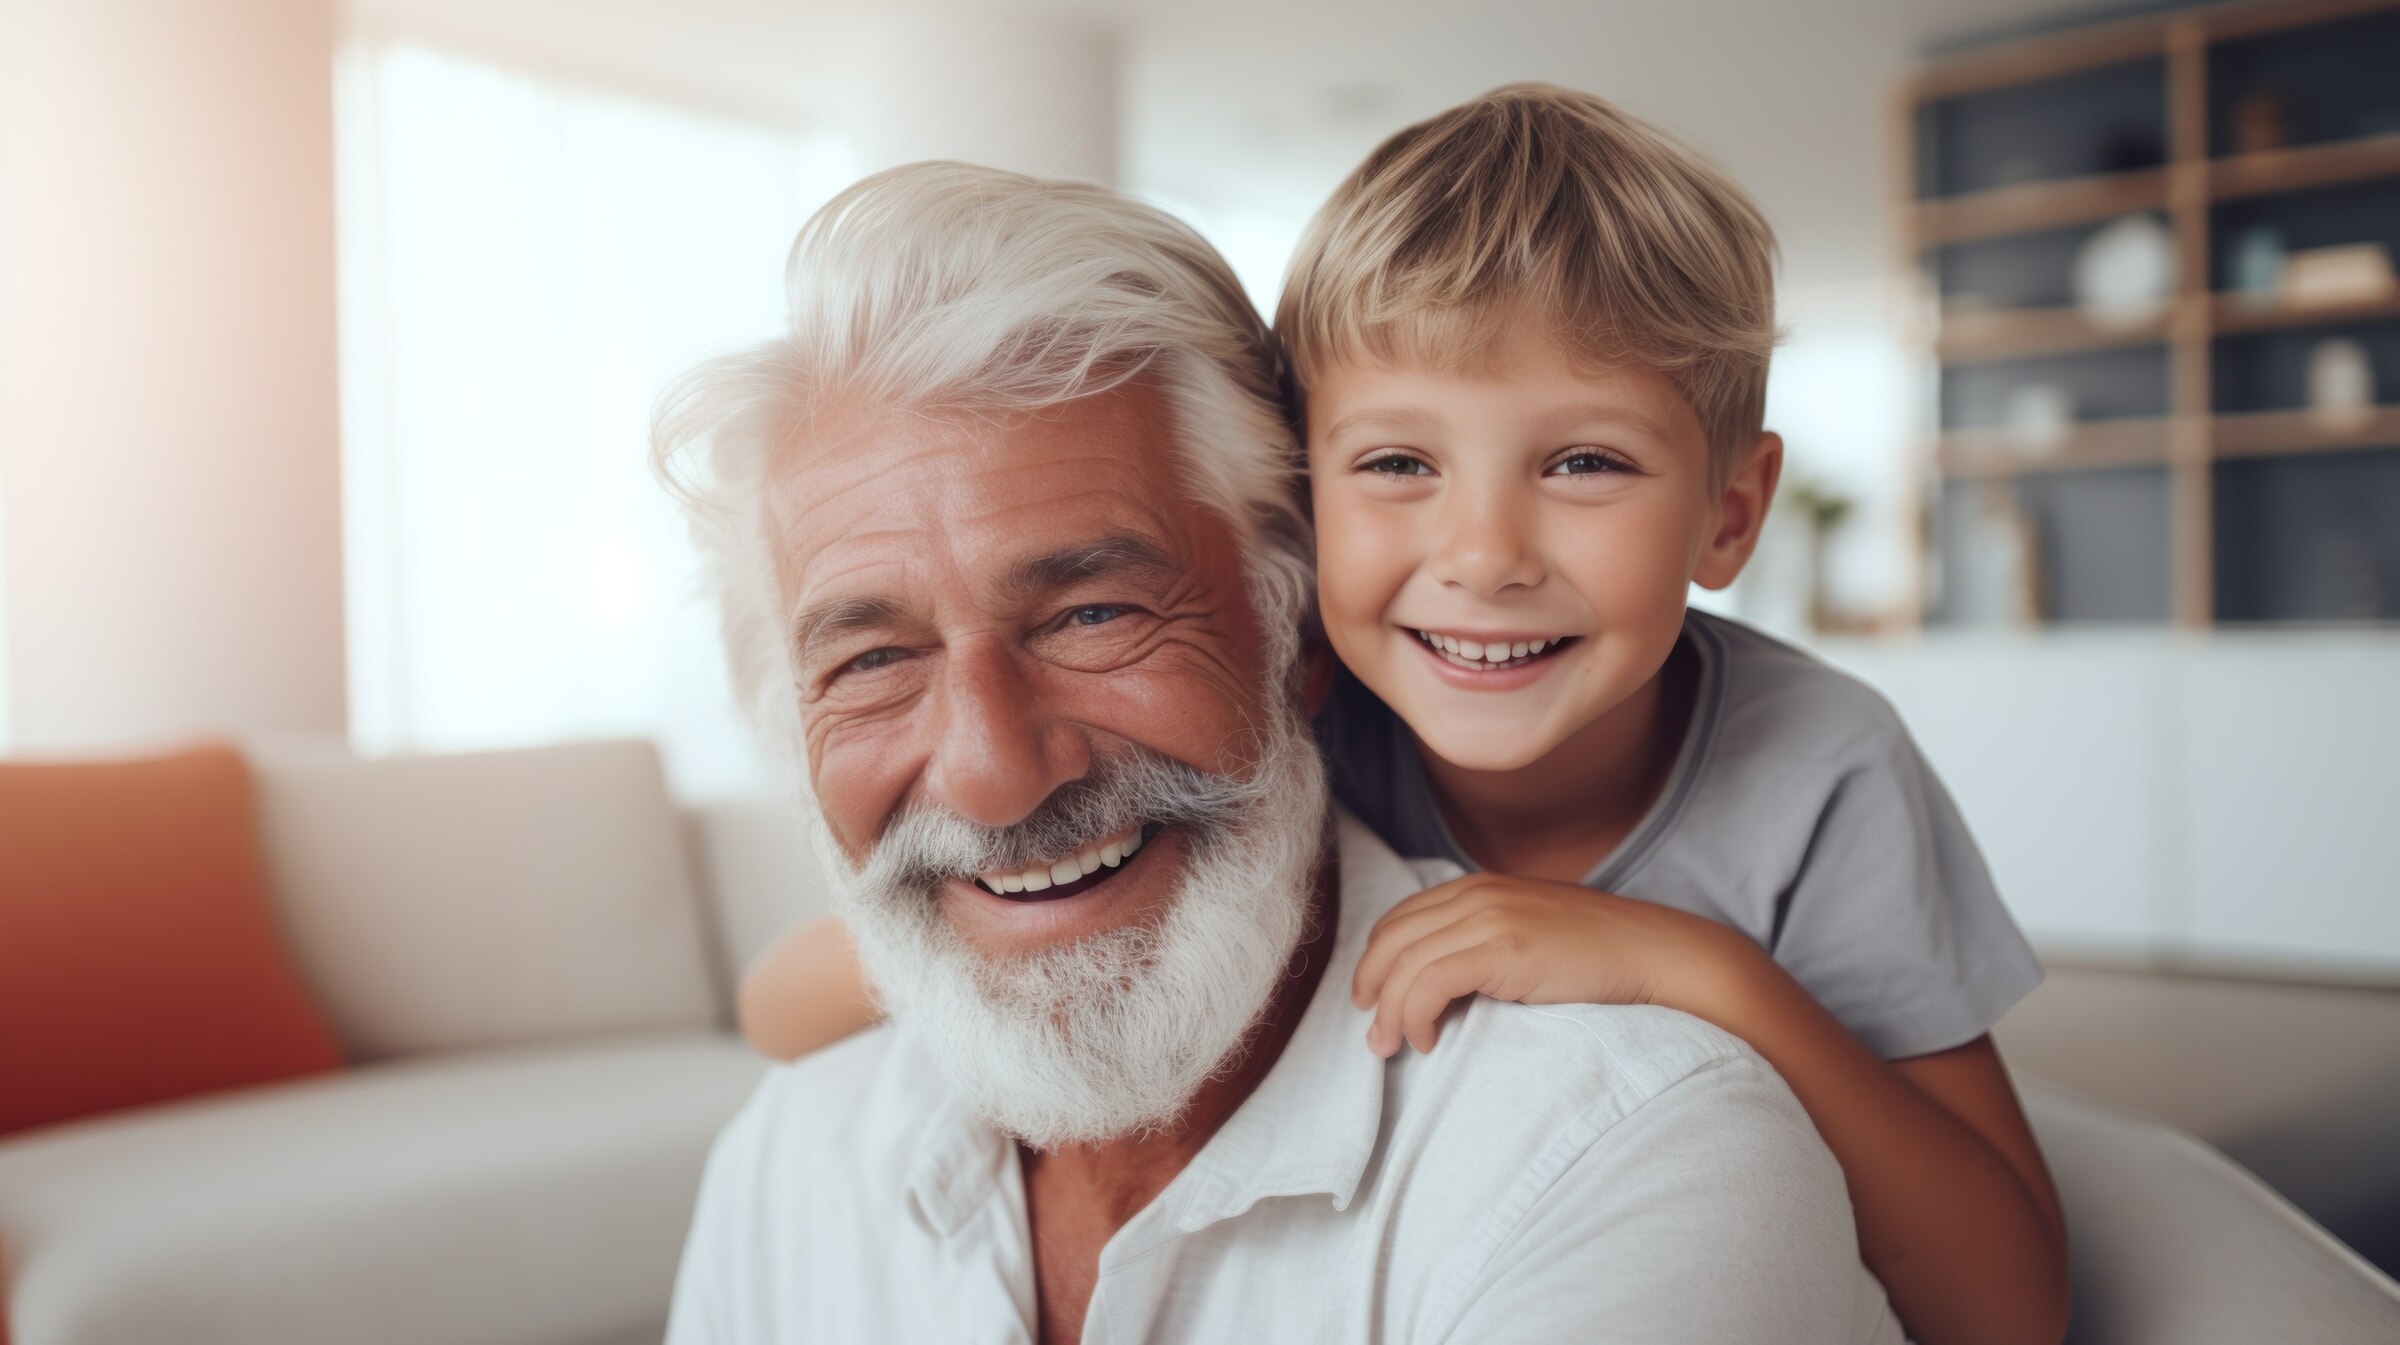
[1415,629,1567,668]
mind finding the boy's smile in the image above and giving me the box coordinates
[1305,320,1780,775]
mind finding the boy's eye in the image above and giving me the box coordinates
[1361,452,1433,476]
[1548,449,1632,476]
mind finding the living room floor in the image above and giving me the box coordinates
[1997,963,2400,1277]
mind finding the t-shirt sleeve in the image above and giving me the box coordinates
[1771,725,2047,1060]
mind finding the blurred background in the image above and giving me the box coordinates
[2,0,2397,1332]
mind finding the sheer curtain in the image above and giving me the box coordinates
[334,37,854,797]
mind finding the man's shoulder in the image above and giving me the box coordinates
[1388,998,1794,1163]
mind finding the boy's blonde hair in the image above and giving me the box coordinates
[1276,83,1779,486]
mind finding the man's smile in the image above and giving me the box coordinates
[942,822,1193,955]
[973,821,1157,900]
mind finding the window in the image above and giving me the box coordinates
[335,38,854,796]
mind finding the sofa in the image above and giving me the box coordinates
[2,738,2396,1344]
[0,739,804,1345]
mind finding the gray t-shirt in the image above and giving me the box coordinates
[1317,607,2044,1060]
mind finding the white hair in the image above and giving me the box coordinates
[651,161,1314,764]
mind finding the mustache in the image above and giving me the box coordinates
[851,746,1270,896]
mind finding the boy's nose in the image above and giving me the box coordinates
[922,641,1091,828]
[1428,497,1545,597]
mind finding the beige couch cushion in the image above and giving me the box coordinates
[0,1033,763,1345]
[682,797,835,1003]
[2023,1074,2400,1344]
[251,740,720,1060]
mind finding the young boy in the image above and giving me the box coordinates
[1285,86,2067,1345]
[738,84,2070,1345]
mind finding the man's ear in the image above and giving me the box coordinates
[1301,631,1338,718]
[1693,431,1783,592]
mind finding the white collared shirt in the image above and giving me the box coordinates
[667,811,1904,1344]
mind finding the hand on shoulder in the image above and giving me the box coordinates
[1350,872,1767,1058]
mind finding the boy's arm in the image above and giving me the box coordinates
[1699,941,2070,1345]
[737,915,880,1061]
[1357,882,2069,1345]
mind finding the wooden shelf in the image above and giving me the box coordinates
[2211,289,2400,333]
[1908,15,2168,101]
[1915,129,2400,250]
[2212,405,2400,458]
[1937,302,2177,361]
[1915,167,2169,248]
[2202,0,2400,43]
[1903,0,2400,631]
[2211,132,2400,201]
[1938,417,2174,477]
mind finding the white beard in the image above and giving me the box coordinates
[820,709,1329,1150]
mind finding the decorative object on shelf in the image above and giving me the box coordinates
[2306,337,2377,429]
[1745,477,1867,637]
[2231,225,2288,308]
[1788,480,1858,634]
[2281,242,2398,307]
[2074,213,2175,328]
[1947,486,2044,627]
[2230,90,2291,155]
[2004,383,2076,453]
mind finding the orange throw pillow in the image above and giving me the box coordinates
[0,745,342,1137]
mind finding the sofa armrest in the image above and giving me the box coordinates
[2020,1072,2400,1344]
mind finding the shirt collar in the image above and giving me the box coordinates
[1155,809,1449,1236]
[900,1047,1016,1239]
[898,808,1449,1242]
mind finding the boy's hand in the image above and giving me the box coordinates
[1349,873,1756,1057]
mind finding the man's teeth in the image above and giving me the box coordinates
[979,824,1146,895]
[1415,630,1564,669]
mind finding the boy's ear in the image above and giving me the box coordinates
[1693,431,1783,591]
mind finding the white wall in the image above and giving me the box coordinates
[0,0,347,752]
[1824,632,2400,980]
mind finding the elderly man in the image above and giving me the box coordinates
[655,162,1901,1345]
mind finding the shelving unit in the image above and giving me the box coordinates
[1900,0,2400,628]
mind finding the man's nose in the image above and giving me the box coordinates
[923,640,1091,828]
[1426,485,1544,597]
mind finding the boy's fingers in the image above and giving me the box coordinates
[1369,921,1487,1054]
[1352,899,1482,1009]
[1362,876,1484,941]
[1402,948,1490,1054]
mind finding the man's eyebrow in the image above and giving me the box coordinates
[789,594,910,666]
[1000,532,1180,603]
